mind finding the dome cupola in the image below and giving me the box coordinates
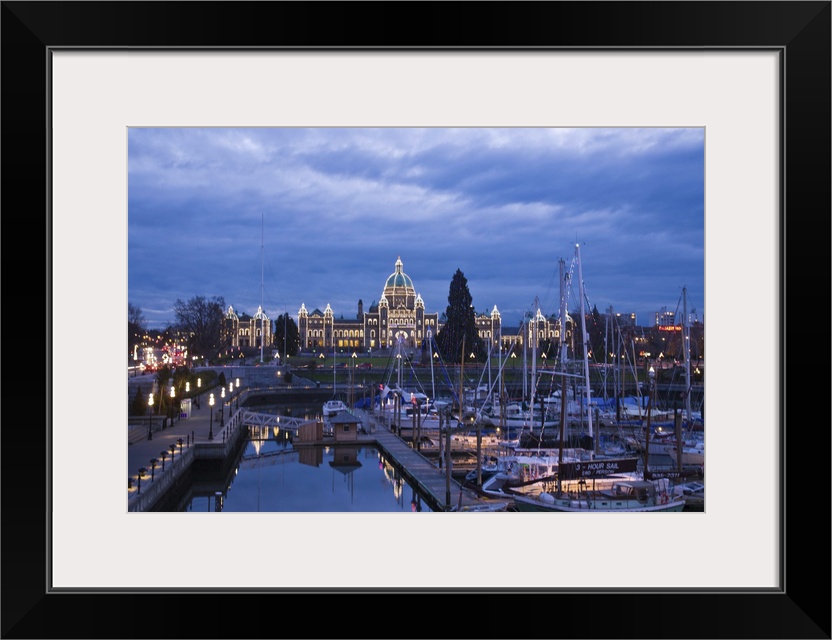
[382,256,416,309]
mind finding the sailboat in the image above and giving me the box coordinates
[510,244,685,512]
[511,370,683,512]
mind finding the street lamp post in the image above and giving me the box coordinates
[170,384,176,425]
[220,387,225,426]
[351,352,357,407]
[169,443,176,465]
[147,392,154,440]
[209,393,215,440]
[137,467,146,494]
[196,377,202,408]
[177,437,184,455]
[159,450,167,471]
[149,458,157,481]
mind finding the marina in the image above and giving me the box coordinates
[128,395,514,512]
[128,385,703,513]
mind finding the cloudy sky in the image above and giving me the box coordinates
[128,127,704,332]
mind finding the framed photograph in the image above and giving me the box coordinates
[3,2,829,638]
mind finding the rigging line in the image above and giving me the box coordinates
[538,259,561,318]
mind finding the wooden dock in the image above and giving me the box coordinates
[352,409,511,512]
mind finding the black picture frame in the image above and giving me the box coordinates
[2,2,829,638]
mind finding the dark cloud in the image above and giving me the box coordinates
[129,127,704,329]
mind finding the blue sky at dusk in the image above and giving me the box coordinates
[128,127,704,331]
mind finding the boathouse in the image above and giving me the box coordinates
[298,420,324,443]
[330,411,361,443]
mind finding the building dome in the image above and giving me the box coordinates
[382,257,416,309]
[383,257,414,291]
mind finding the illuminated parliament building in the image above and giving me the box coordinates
[222,256,580,357]
[296,257,506,354]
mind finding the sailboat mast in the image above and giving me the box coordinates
[575,243,594,440]
[459,336,465,424]
[522,316,528,403]
[259,214,265,364]
[603,308,610,405]
[530,296,539,431]
[682,286,692,424]
[428,330,436,408]
[559,258,568,367]
[559,258,569,443]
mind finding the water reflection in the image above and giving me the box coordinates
[181,403,434,512]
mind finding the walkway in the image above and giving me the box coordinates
[352,408,510,511]
[127,387,239,497]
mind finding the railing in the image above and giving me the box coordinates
[128,446,194,512]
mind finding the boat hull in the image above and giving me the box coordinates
[512,493,686,512]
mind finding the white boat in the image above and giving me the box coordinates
[482,401,558,431]
[667,440,705,466]
[322,399,348,417]
[672,479,705,509]
[478,450,588,497]
[464,455,503,483]
[512,479,686,512]
[480,455,643,499]
[450,500,510,512]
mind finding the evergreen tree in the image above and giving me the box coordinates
[570,304,606,363]
[130,385,146,416]
[435,269,483,363]
[587,304,605,361]
[272,313,300,356]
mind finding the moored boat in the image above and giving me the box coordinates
[672,479,705,509]
[512,479,686,512]
[322,399,348,417]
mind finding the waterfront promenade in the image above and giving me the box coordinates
[127,387,234,503]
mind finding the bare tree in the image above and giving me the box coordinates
[173,295,226,362]
[128,302,146,327]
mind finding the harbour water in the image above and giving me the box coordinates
[177,403,436,512]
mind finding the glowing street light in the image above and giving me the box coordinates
[147,393,154,441]
[170,384,178,425]
[220,387,226,426]
[209,393,215,440]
